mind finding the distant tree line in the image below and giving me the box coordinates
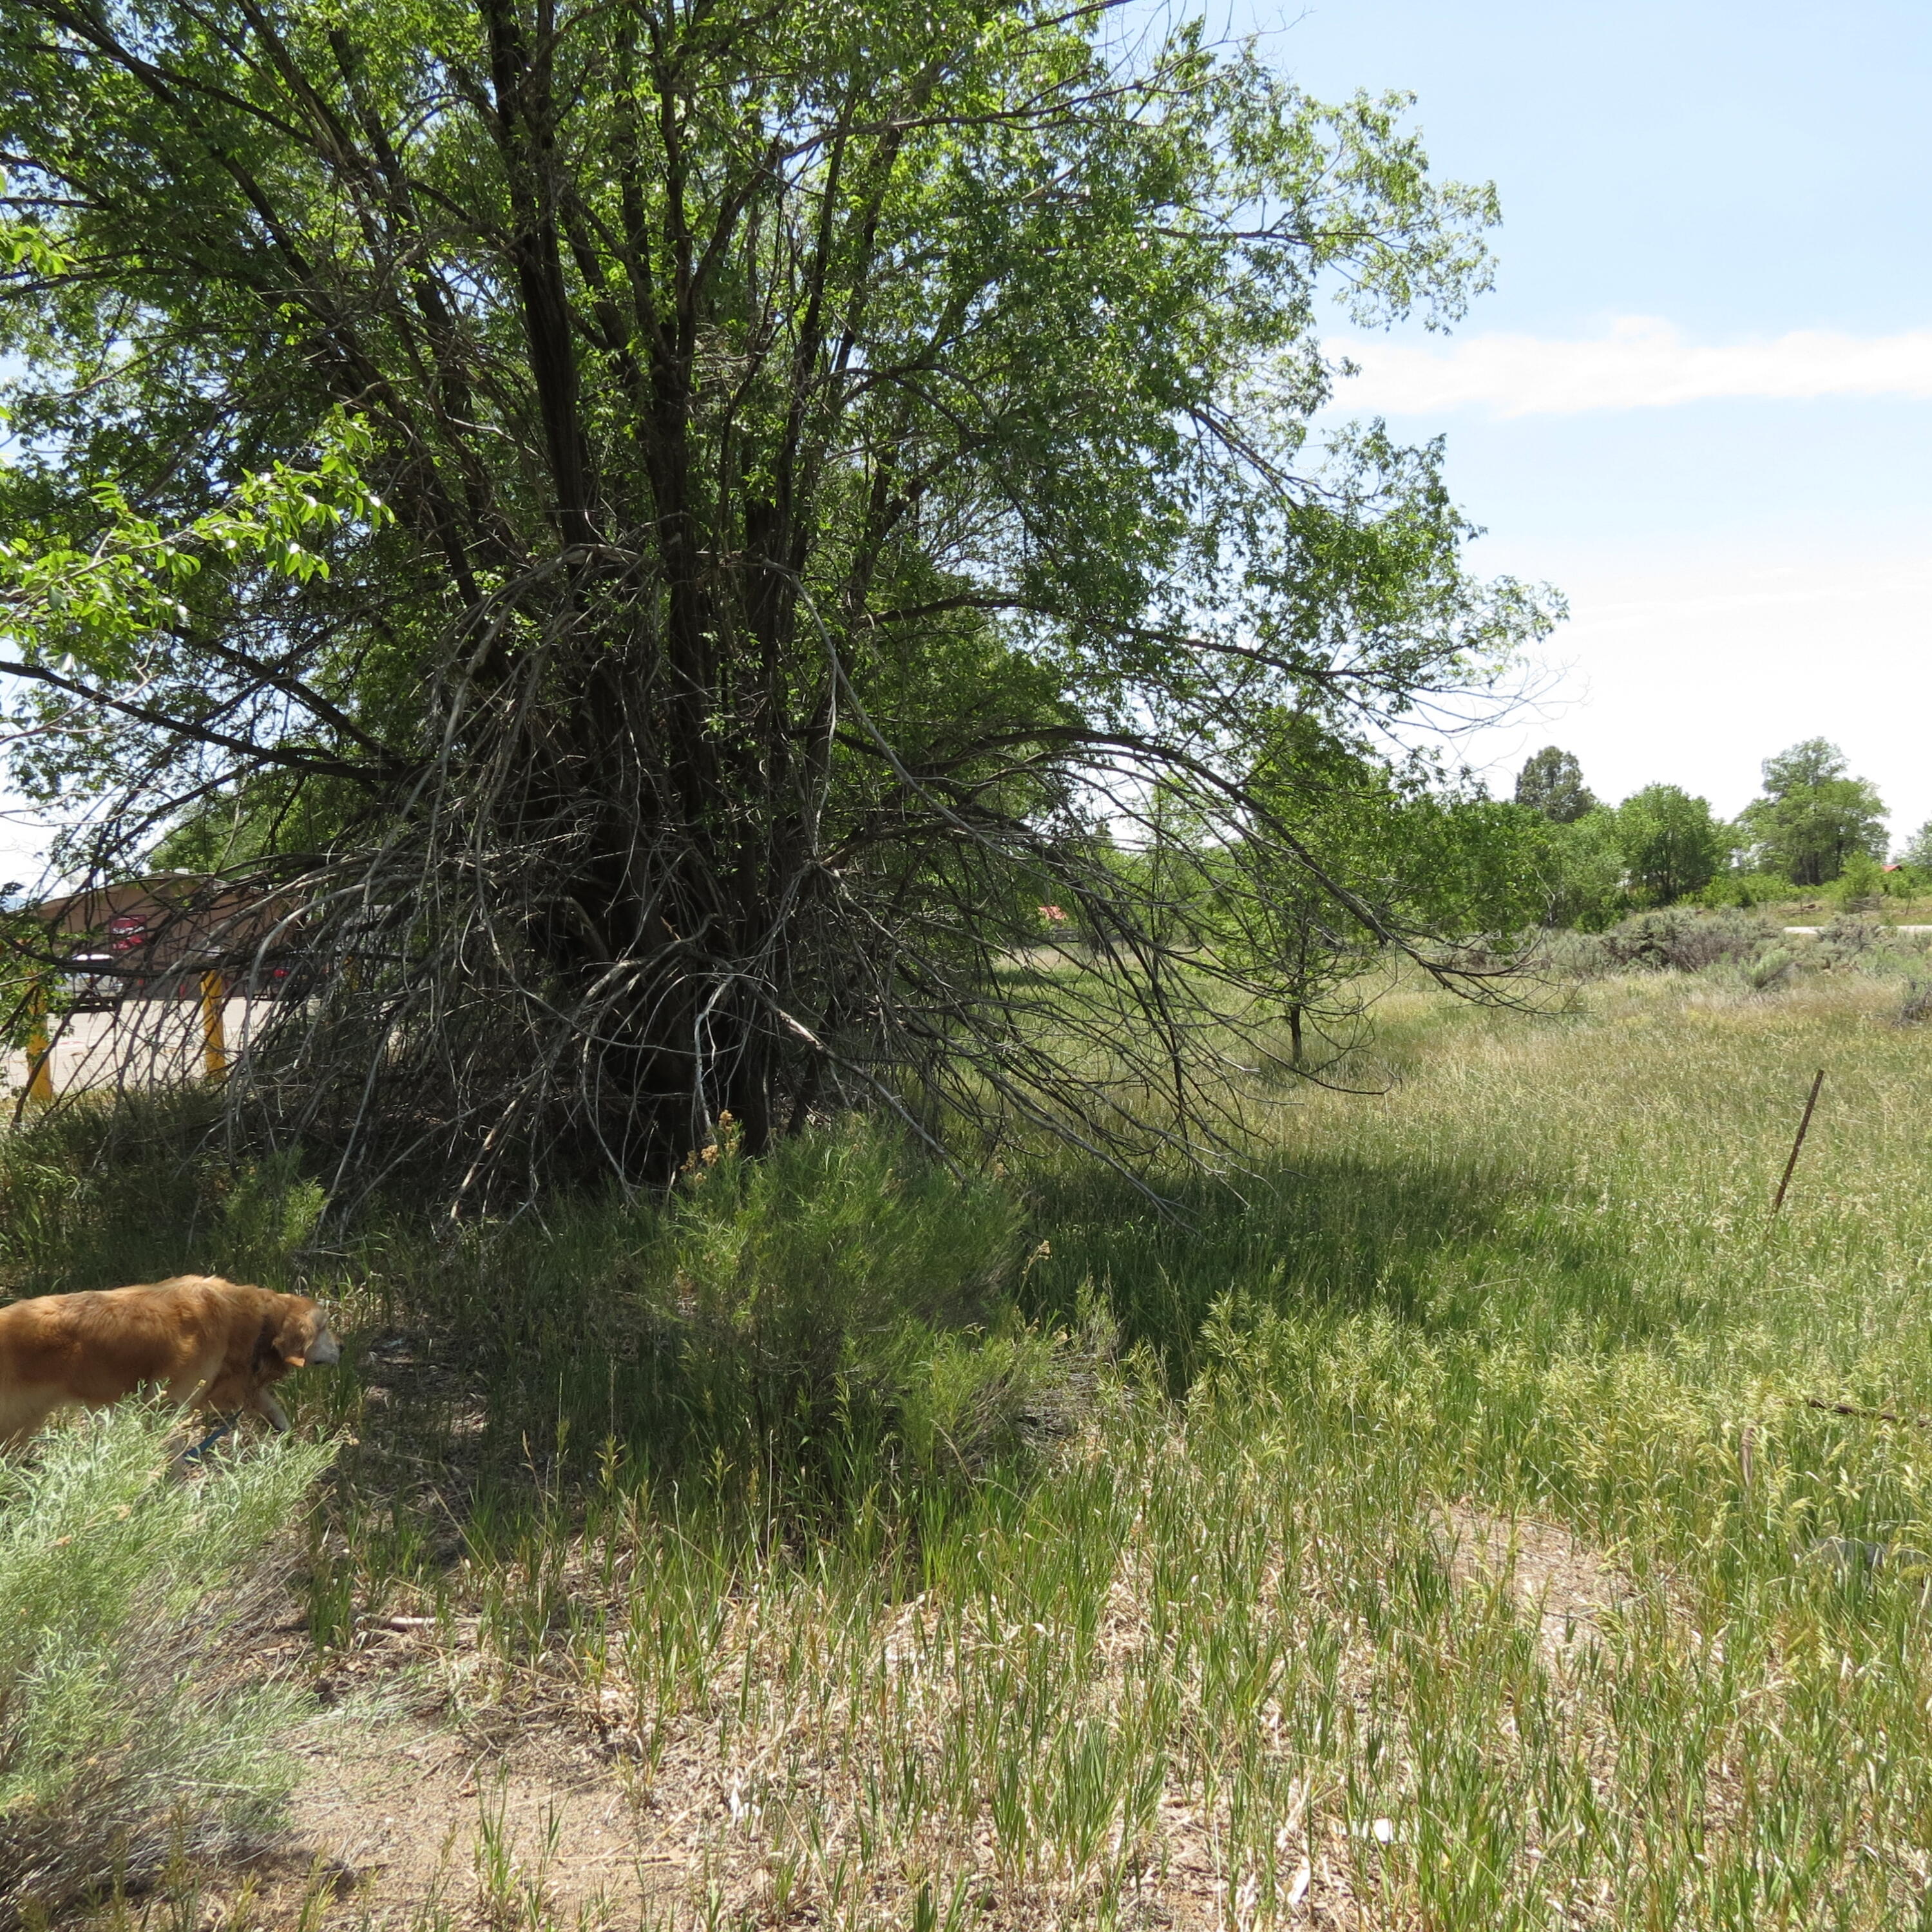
[1509,737,1924,928]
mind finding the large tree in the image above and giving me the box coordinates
[1736,740,1886,888]
[0,0,1551,1200]
[1613,783,1725,906]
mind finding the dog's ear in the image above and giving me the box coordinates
[270,1300,316,1368]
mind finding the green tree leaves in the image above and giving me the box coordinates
[1612,785,1726,907]
[0,421,389,682]
[1736,740,1887,888]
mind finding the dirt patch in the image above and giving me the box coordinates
[287,1703,652,1928]
[1437,1504,1641,1667]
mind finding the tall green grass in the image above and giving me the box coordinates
[0,1089,325,1299]
[269,970,1931,1927]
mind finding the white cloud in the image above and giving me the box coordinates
[1329,316,1932,417]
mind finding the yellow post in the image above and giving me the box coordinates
[23,977,53,1105]
[200,970,228,1081]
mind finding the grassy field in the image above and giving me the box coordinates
[8,962,1932,1929]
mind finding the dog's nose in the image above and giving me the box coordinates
[311,1332,342,1365]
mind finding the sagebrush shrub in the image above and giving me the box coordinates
[1745,946,1797,994]
[0,1405,332,1923]
[1529,928,1613,979]
[1815,916,1886,966]
[1602,908,1776,973]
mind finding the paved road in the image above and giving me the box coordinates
[2,997,265,1102]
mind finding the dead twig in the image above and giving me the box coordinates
[1804,1396,1932,1430]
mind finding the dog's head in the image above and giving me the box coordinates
[267,1293,341,1370]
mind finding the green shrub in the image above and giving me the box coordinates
[217,1147,329,1279]
[1696,870,1791,909]
[1744,945,1797,994]
[390,1118,1096,1502]
[633,1119,1095,1486]
[1601,908,1775,973]
[0,1405,332,1922]
[1828,850,1887,907]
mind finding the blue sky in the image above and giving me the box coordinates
[1233,0,1932,844]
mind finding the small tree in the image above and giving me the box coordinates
[1223,725,1548,1067]
[1223,720,1400,1067]
[1899,821,1932,871]
[1514,747,1598,823]
[1830,850,1886,906]
[1613,785,1726,905]
[1736,740,1887,887]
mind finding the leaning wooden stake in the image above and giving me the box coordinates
[1770,1067,1824,1218]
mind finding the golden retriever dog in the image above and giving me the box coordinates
[0,1275,340,1445]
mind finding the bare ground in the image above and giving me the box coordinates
[188,1499,1656,1932]
[1435,1504,1645,1669]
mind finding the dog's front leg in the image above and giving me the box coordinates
[251,1389,292,1432]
